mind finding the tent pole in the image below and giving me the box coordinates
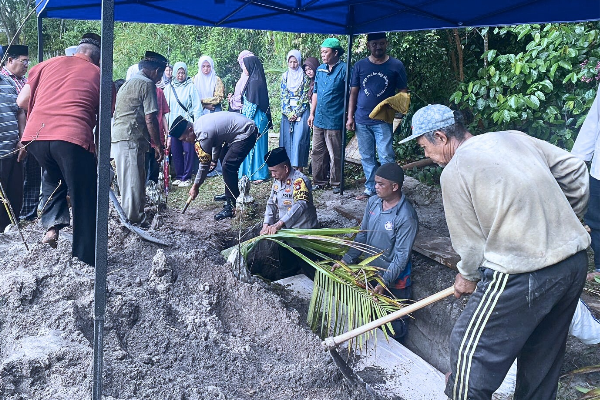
[92,0,114,398]
[340,32,353,195]
[37,15,43,62]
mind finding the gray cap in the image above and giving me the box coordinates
[399,104,455,144]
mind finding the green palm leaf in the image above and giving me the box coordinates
[222,227,406,349]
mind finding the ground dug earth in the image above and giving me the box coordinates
[0,173,598,399]
[0,196,377,400]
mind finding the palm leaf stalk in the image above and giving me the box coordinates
[222,227,407,350]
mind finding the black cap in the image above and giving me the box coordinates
[79,33,101,48]
[144,51,168,67]
[375,163,404,185]
[367,32,387,41]
[3,44,28,57]
[264,147,290,168]
[170,115,190,139]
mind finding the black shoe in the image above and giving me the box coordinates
[215,201,235,221]
[213,194,227,202]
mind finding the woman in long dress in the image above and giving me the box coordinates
[279,50,311,172]
[193,56,225,115]
[163,62,202,187]
[238,55,271,183]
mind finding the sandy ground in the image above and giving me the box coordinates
[0,171,598,399]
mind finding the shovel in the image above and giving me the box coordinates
[322,286,455,384]
[181,196,193,214]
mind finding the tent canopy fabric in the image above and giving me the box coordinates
[37,0,600,34]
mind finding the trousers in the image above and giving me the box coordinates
[311,126,341,186]
[112,140,146,223]
[445,250,587,400]
[0,155,23,231]
[28,140,97,266]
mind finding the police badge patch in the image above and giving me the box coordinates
[385,221,393,231]
[194,142,211,164]
[293,178,309,202]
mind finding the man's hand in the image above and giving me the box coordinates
[154,146,164,163]
[346,116,355,131]
[288,115,298,122]
[205,104,215,111]
[262,221,284,235]
[260,223,270,235]
[372,284,385,295]
[166,137,171,154]
[189,183,200,200]
[16,142,27,163]
[453,273,477,298]
[307,114,314,128]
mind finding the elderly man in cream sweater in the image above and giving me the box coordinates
[400,104,590,400]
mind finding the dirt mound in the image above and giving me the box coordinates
[0,209,375,400]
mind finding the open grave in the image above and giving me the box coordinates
[0,176,598,399]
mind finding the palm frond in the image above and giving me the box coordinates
[222,227,406,349]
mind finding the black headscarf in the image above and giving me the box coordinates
[242,56,270,113]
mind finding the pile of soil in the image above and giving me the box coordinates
[0,205,376,400]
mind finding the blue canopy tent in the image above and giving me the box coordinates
[37,0,600,34]
[33,1,600,398]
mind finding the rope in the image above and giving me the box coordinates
[0,123,44,160]
[0,180,29,251]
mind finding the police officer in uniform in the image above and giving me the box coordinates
[170,111,257,220]
[260,147,319,279]
[260,147,318,234]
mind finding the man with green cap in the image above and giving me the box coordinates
[336,162,418,341]
[402,104,590,399]
[308,38,346,195]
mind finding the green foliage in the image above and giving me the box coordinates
[405,165,443,186]
[451,23,600,149]
[223,228,405,348]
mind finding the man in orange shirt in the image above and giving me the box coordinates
[17,33,101,266]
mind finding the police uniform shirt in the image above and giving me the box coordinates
[263,169,318,229]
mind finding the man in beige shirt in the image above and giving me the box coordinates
[400,104,590,400]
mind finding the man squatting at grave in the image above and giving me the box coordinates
[336,162,419,341]
[401,104,590,399]
[168,111,257,221]
[259,147,319,279]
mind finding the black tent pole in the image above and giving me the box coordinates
[339,3,355,196]
[92,0,114,398]
[340,31,353,195]
[37,15,43,62]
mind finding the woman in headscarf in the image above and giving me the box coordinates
[163,62,202,187]
[228,50,254,113]
[238,55,271,183]
[156,64,173,89]
[193,56,225,115]
[279,50,311,172]
[302,57,319,101]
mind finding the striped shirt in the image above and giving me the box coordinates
[0,67,27,94]
[0,75,20,157]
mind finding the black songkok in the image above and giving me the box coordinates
[265,147,290,167]
[366,32,387,41]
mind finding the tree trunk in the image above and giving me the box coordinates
[453,29,464,82]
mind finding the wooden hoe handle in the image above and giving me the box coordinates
[181,196,193,214]
[322,286,455,349]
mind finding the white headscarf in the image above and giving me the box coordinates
[284,50,304,93]
[125,63,140,81]
[194,55,217,99]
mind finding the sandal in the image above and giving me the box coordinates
[42,228,59,249]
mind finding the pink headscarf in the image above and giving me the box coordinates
[230,50,255,111]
